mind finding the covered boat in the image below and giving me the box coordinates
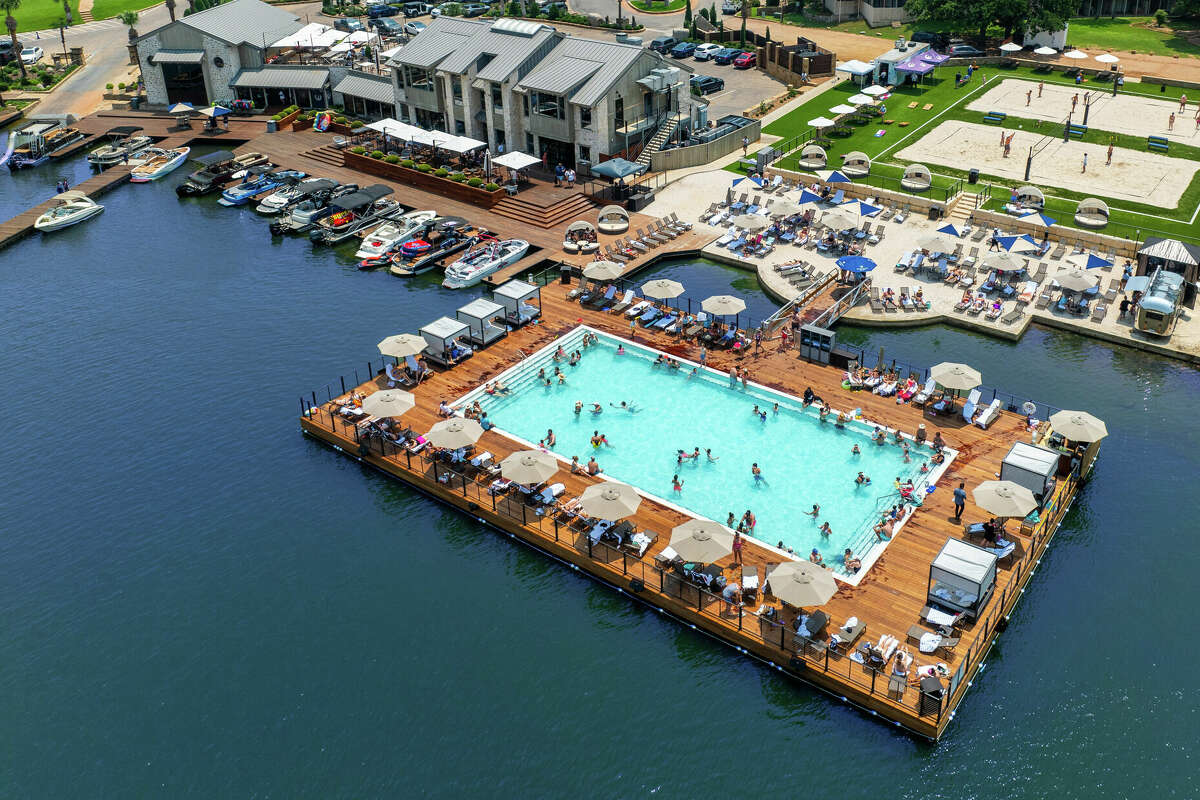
[87,126,153,166]
[130,147,191,182]
[255,177,338,215]
[176,151,270,196]
[309,184,400,245]
[218,169,305,206]
[354,209,438,260]
[388,216,479,276]
[269,183,359,235]
[7,119,62,170]
[44,127,88,159]
[33,190,104,232]
[442,237,530,289]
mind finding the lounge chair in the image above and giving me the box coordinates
[1035,291,1052,309]
[742,566,759,602]
[1001,307,1024,324]
[870,286,884,312]
[585,285,617,308]
[610,289,636,313]
[829,618,866,654]
[624,300,650,318]
[1091,302,1108,322]
[974,398,1001,428]
[667,212,692,231]
[652,313,677,329]
[729,193,748,212]
[960,388,983,423]
[912,376,937,406]
[895,251,913,272]
[637,307,662,325]
[698,202,718,221]
[906,624,959,655]
[1017,281,1037,304]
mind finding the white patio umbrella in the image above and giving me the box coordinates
[196,105,231,119]
[583,260,623,281]
[818,209,858,231]
[1055,267,1099,293]
[641,278,684,299]
[847,93,873,106]
[981,251,1028,273]
[808,116,836,129]
[1048,409,1108,442]
[862,84,888,96]
[668,519,735,563]
[425,418,484,449]
[731,213,770,231]
[1034,46,1058,56]
[500,450,559,485]
[999,42,1023,53]
[930,361,982,392]
[377,333,426,358]
[360,388,415,418]
[701,294,747,316]
[1063,49,1088,59]
[1094,53,1119,64]
[829,104,857,115]
[579,481,641,519]
[768,199,804,217]
[915,232,959,253]
[168,102,194,114]
[973,480,1037,521]
[765,561,838,607]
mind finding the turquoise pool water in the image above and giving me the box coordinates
[464,328,937,569]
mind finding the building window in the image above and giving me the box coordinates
[578,145,590,162]
[530,92,565,120]
[525,133,534,154]
[491,84,504,109]
[452,81,463,104]
[407,67,434,89]
[455,119,465,134]
[614,96,624,128]
[522,94,529,117]
[580,107,592,128]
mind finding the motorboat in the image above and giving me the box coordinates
[441,237,530,289]
[309,184,400,245]
[33,190,104,232]
[87,126,153,166]
[44,127,88,159]
[268,183,359,235]
[354,209,437,260]
[217,169,305,206]
[255,177,337,215]
[389,217,482,277]
[175,151,271,196]
[126,146,166,168]
[7,119,61,170]
[129,146,191,182]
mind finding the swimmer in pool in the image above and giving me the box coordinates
[688,368,698,380]
[574,401,583,415]
[609,401,640,412]
[806,504,820,517]
[672,475,684,492]
[919,461,930,473]
[758,410,767,422]
[752,404,761,417]
[591,403,603,414]
[856,471,871,485]
[557,372,566,384]
[902,442,911,462]
[820,522,832,537]
[772,403,779,415]
[616,345,626,355]
[706,449,719,462]
[591,431,610,448]
[752,463,766,485]
[851,443,860,455]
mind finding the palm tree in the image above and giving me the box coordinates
[0,0,25,81]
[166,0,176,21]
[120,9,138,42]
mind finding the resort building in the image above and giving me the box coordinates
[387,17,698,168]
[135,0,307,107]
[820,0,911,28]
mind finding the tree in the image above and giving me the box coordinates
[166,0,176,22]
[684,0,692,22]
[739,0,747,45]
[1,0,25,80]
[120,10,139,42]
[903,0,1075,44]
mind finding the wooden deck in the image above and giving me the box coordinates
[299,279,1084,739]
[0,165,134,251]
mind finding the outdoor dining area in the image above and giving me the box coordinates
[266,22,384,70]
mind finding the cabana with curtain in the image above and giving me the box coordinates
[597,205,630,234]
[798,144,826,169]
[1013,184,1045,209]
[1074,197,1109,228]
[456,298,508,348]
[563,220,599,253]
[928,538,998,620]
[419,316,473,368]
[492,279,542,327]
[841,151,871,178]
[901,163,932,192]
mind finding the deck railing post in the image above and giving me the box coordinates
[432,460,439,483]
[587,533,592,557]
[521,504,527,526]
[824,646,829,671]
[553,517,559,541]
[622,553,627,575]
[660,568,665,593]
[780,623,785,650]
[491,491,497,511]
[340,376,346,394]
[870,668,877,695]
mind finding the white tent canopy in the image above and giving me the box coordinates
[836,59,874,76]
[363,118,483,152]
[272,22,345,49]
[494,151,540,170]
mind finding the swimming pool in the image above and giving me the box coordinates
[460,327,948,576]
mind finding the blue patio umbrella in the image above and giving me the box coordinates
[937,223,964,237]
[1020,210,1058,228]
[819,169,852,184]
[836,255,876,273]
[997,234,1041,252]
[1071,252,1113,270]
[796,189,822,204]
[843,199,881,216]
[591,158,647,180]
[733,175,763,187]
[168,102,194,114]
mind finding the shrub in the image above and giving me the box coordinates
[384,153,401,163]
[484,182,500,191]
[434,167,449,177]
[271,112,283,121]
[106,83,114,90]
[400,158,414,167]
[118,82,126,90]
[416,162,433,172]
[467,176,483,187]
[370,149,385,159]
[449,172,465,182]
[334,115,347,124]
[349,145,366,154]
[40,73,55,87]
[1154,8,1167,25]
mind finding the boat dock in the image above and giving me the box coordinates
[0,165,133,250]
[298,276,1086,739]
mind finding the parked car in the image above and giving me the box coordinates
[712,47,743,65]
[371,17,405,33]
[368,3,400,16]
[670,41,698,58]
[20,46,43,65]
[334,18,366,32]
[947,44,984,57]
[0,41,15,66]
[690,75,725,95]
[910,30,949,48]
[403,1,432,14]
[538,0,568,11]
[693,42,722,61]
[721,0,741,12]
[733,51,756,68]
[404,19,427,34]
[462,2,490,15]
[648,36,679,54]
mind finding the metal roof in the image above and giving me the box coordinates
[421,316,470,341]
[438,20,556,79]
[333,72,396,105]
[494,279,539,301]
[518,55,603,94]
[389,17,485,68]
[231,66,330,90]
[331,184,393,209]
[1140,237,1200,266]
[178,0,303,48]
[516,37,645,106]
[457,298,505,320]
[151,49,206,64]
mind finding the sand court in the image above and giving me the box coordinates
[894,120,1198,206]
[966,79,1200,143]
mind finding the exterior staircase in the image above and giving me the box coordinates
[946,190,978,226]
[300,145,346,169]
[634,113,683,168]
[491,191,595,229]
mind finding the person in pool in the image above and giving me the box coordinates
[706,449,719,462]
[610,401,640,412]
[856,472,871,485]
[820,522,832,537]
[586,456,602,475]
[590,431,610,447]
[873,519,891,540]
[672,474,684,492]
[851,443,861,455]
[809,548,824,566]
[844,549,862,573]
[874,427,887,445]
[543,429,556,447]
[591,403,603,414]
[688,368,698,380]
[806,504,820,517]
[615,344,625,355]
[574,401,583,415]
[751,463,765,485]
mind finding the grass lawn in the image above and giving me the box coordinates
[8,0,81,33]
[746,63,1200,244]
[629,0,686,10]
[1065,17,1200,58]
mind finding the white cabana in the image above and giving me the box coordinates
[456,298,508,347]
[928,538,997,620]
[841,150,871,178]
[419,316,473,367]
[494,151,541,170]
[836,59,875,85]
[344,30,379,45]
[901,163,932,192]
[272,22,346,49]
[797,144,827,169]
[493,279,541,326]
[1074,197,1109,228]
[1013,184,1045,208]
[597,205,630,234]
[1000,442,1059,499]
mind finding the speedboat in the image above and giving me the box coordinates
[389,217,481,277]
[441,237,530,289]
[269,183,358,235]
[309,184,400,245]
[354,209,437,260]
[87,126,153,166]
[129,146,190,182]
[175,151,270,196]
[218,169,305,206]
[255,177,336,215]
[33,190,104,232]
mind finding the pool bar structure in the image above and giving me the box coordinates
[298,278,1090,740]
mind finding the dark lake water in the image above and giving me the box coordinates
[1,156,1197,797]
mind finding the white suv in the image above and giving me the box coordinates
[693,43,722,61]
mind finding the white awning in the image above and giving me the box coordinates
[493,151,540,170]
[932,539,996,584]
[836,59,874,76]
[271,22,346,49]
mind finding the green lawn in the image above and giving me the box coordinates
[8,0,160,32]
[1065,17,1200,58]
[629,0,686,11]
[748,63,1200,244]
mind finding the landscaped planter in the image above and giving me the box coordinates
[271,108,303,131]
[344,151,504,208]
[292,118,359,135]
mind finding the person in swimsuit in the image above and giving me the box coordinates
[672,475,684,493]
[806,504,820,517]
[752,463,765,485]
[820,522,832,537]
[732,530,743,564]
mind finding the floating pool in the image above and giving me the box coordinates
[461,327,948,575]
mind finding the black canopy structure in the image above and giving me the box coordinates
[103,125,144,138]
[330,183,392,210]
[194,149,237,166]
[291,178,338,199]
